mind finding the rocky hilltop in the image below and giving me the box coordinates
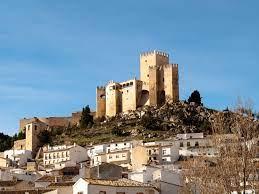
[50,101,258,146]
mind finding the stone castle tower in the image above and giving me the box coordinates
[96,50,179,118]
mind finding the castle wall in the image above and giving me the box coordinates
[140,51,169,90]
[71,111,82,126]
[106,82,121,117]
[14,139,26,150]
[97,50,179,117]
[96,87,106,118]
[39,117,71,127]
[149,67,159,106]
[25,121,47,156]
[20,117,72,132]
[164,64,179,102]
[120,79,138,113]
[19,118,35,132]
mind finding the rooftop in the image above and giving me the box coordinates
[83,178,157,189]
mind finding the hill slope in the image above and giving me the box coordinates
[49,101,258,146]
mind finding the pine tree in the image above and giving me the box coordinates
[79,105,94,128]
[188,90,202,105]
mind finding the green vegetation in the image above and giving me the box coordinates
[79,105,94,128]
[37,130,51,146]
[188,90,202,105]
[0,131,25,152]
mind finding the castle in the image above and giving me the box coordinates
[96,50,179,118]
[15,50,179,156]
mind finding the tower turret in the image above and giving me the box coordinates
[140,50,169,89]
[96,86,106,118]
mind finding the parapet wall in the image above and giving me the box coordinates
[14,139,26,150]
[19,116,71,131]
[140,50,169,58]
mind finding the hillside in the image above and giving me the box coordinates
[48,101,258,146]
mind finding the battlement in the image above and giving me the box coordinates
[140,50,169,58]
[164,63,178,69]
[97,86,106,90]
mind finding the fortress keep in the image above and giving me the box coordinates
[96,50,179,118]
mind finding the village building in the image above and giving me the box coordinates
[43,144,88,167]
[129,165,182,194]
[0,169,13,181]
[73,178,159,194]
[4,149,32,167]
[0,157,12,168]
[143,141,179,165]
[79,163,123,180]
[174,133,217,157]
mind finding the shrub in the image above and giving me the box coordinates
[188,90,202,106]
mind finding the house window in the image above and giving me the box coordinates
[137,193,144,194]
[116,192,125,194]
[116,155,119,158]
[147,74,149,77]
[34,125,37,130]
[130,82,133,85]
[187,142,190,147]
[109,155,112,159]
[99,191,106,194]
[195,141,199,146]
[180,142,183,147]
[78,192,84,194]
[148,150,152,155]
[162,150,167,155]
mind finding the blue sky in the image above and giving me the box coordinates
[0,0,258,134]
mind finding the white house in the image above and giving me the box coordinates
[73,178,159,194]
[174,133,215,157]
[106,141,133,153]
[43,144,88,166]
[143,141,179,165]
[161,144,179,163]
[129,165,182,194]
[4,149,32,166]
[89,141,138,168]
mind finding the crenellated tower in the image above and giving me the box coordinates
[96,50,180,118]
[96,86,106,118]
[140,50,169,90]
[164,64,179,102]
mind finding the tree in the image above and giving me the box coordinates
[17,131,25,140]
[79,105,94,128]
[181,104,259,194]
[0,133,12,152]
[37,130,51,146]
[188,90,202,106]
